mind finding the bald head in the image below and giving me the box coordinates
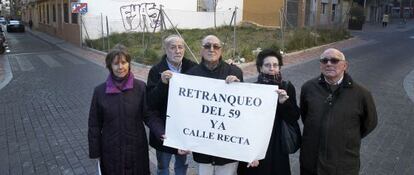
[320,48,345,61]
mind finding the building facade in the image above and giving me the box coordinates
[21,0,81,45]
[305,0,351,27]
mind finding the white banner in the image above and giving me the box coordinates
[164,73,278,163]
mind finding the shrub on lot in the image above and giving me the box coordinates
[85,26,349,65]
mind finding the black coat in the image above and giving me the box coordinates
[88,79,163,175]
[187,59,243,165]
[237,80,300,175]
[299,73,377,175]
[146,56,197,154]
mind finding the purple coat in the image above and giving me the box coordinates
[88,75,163,175]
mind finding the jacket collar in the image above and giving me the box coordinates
[161,55,193,72]
[318,73,353,88]
[200,57,224,72]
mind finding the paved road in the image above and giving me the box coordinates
[0,32,107,175]
[1,23,414,175]
[283,27,414,175]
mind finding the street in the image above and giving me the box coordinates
[1,23,414,175]
[284,25,414,175]
[0,32,106,174]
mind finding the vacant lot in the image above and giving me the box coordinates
[86,26,350,65]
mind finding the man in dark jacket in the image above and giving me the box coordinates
[299,48,378,175]
[186,35,243,175]
[147,35,197,175]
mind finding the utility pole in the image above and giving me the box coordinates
[213,0,218,28]
[400,0,404,18]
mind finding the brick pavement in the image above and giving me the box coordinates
[22,28,370,175]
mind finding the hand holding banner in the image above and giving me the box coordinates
[164,73,278,163]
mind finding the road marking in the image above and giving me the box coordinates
[8,55,20,71]
[38,55,62,68]
[59,53,86,65]
[7,50,62,56]
[15,55,34,71]
[409,36,414,39]
[404,66,414,103]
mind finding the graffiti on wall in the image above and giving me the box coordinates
[120,3,161,31]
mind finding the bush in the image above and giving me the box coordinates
[348,5,365,30]
[85,26,349,65]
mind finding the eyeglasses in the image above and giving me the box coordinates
[320,57,342,64]
[263,63,279,68]
[202,43,222,50]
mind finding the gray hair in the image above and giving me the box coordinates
[163,34,184,50]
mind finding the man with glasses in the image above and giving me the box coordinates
[187,35,243,175]
[147,34,197,175]
[299,48,378,175]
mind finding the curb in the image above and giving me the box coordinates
[403,68,414,104]
[0,55,12,90]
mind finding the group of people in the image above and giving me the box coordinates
[88,34,378,175]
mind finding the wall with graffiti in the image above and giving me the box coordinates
[81,0,243,39]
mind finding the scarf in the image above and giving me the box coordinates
[257,72,282,85]
[105,71,134,94]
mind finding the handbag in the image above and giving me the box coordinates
[280,81,302,154]
[280,120,301,154]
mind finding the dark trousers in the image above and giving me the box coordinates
[300,167,317,175]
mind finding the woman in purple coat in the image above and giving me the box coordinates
[88,46,163,175]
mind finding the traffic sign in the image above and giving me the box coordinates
[71,3,88,15]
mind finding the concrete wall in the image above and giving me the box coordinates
[21,0,243,45]
[242,0,284,27]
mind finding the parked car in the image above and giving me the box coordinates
[0,27,5,53]
[7,20,25,33]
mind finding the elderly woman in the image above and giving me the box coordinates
[88,46,162,175]
[237,49,301,175]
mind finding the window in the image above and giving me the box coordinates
[197,0,216,12]
[52,4,56,22]
[332,4,336,21]
[321,2,327,14]
[71,13,78,24]
[63,3,69,23]
[38,6,42,23]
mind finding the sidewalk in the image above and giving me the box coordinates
[356,18,414,33]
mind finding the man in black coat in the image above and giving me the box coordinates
[300,48,378,175]
[146,34,197,175]
[186,35,243,175]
